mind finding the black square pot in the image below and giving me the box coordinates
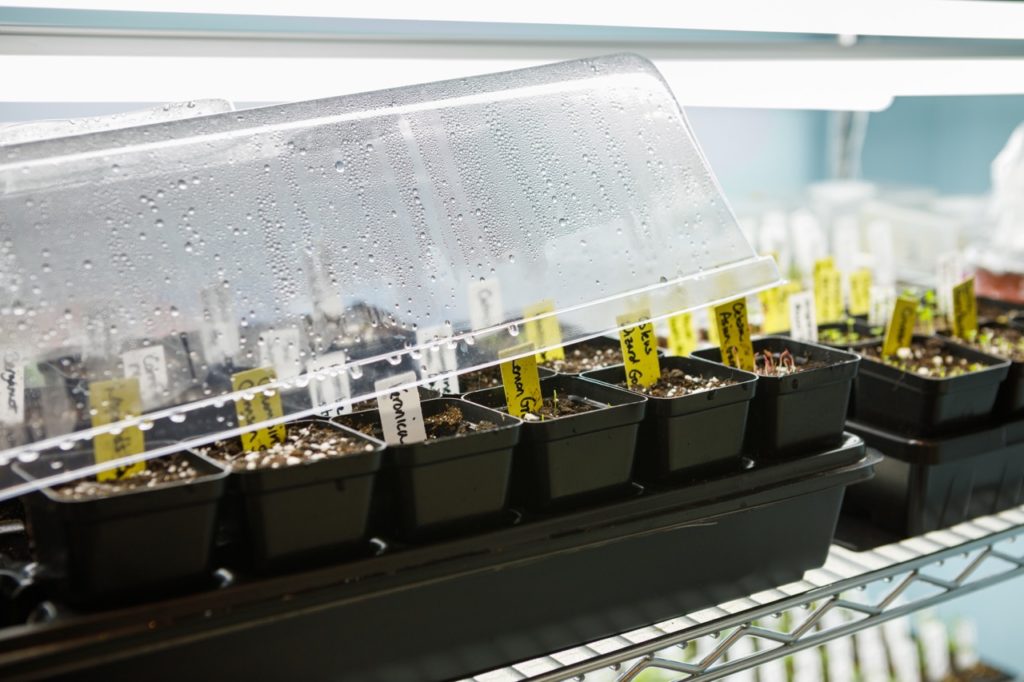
[694,337,859,460]
[337,398,520,538]
[850,335,1010,436]
[213,419,384,572]
[844,420,1024,536]
[16,446,227,607]
[940,323,1024,417]
[464,375,646,510]
[581,356,757,483]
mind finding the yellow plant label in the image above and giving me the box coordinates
[758,286,790,334]
[90,377,146,481]
[814,263,843,324]
[523,299,565,363]
[666,312,697,357]
[882,297,919,357]
[813,256,835,278]
[952,277,978,340]
[849,269,872,316]
[499,342,543,417]
[713,298,755,371]
[617,310,661,387]
[231,367,286,452]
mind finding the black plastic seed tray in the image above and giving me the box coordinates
[0,435,871,682]
[940,323,1024,417]
[843,419,1024,538]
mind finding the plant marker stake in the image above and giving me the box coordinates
[89,377,146,481]
[952,277,979,340]
[848,268,872,316]
[788,290,818,343]
[758,285,790,335]
[713,298,755,371]
[814,258,843,324]
[375,371,427,446]
[499,342,544,418]
[523,299,565,363]
[666,311,697,356]
[617,310,661,387]
[882,297,919,357]
[231,367,286,452]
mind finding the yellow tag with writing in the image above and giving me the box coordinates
[814,264,843,324]
[617,310,661,387]
[90,378,146,481]
[713,298,755,371]
[849,269,872,316]
[758,286,790,334]
[952,277,978,340]
[523,299,565,363]
[813,256,835,278]
[666,312,697,357]
[231,367,286,452]
[499,342,543,417]
[882,297,919,357]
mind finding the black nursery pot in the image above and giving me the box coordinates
[336,398,520,538]
[464,376,647,510]
[16,445,227,607]
[694,337,859,460]
[940,323,1024,417]
[212,419,384,572]
[582,356,757,483]
[850,335,1010,436]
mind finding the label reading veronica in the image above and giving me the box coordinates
[499,343,543,418]
[89,377,146,481]
[375,371,427,445]
[713,298,755,371]
[231,367,286,452]
[617,310,660,387]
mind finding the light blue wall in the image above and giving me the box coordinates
[861,95,1024,194]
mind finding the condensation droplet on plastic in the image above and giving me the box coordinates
[334,161,346,173]
[507,323,520,337]
[169,411,187,424]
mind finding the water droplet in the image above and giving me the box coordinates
[169,411,187,424]
[507,323,520,337]
[82,260,93,270]
[334,161,346,173]
[17,451,38,463]
[177,179,188,190]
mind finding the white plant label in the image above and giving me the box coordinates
[792,645,823,682]
[199,285,240,364]
[0,350,24,425]
[416,325,460,394]
[868,285,897,327]
[121,345,170,410]
[867,219,896,286]
[307,351,353,418]
[919,619,951,682]
[833,215,861,275]
[953,619,979,670]
[468,278,504,330]
[937,251,965,316]
[789,290,818,342]
[304,248,346,318]
[855,626,890,682]
[258,327,303,380]
[822,607,856,682]
[375,371,426,446]
[724,631,756,682]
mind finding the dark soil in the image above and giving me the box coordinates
[953,663,1012,682]
[618,368,734,398]
[520,396,600,422]
[755,349,827,377]
[458,366,505,393]
[339,405,495,442]
[53,453,200,499]
[541,343,622,374]
[861,337,988,378]
[204,422,375,471]
[958,326,1024,362]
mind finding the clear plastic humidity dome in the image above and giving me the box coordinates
[0,54,780,498]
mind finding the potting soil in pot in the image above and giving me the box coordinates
[860,338,987,378]
[616,368,735,398]
[959,326,1024,362]
[342,404,497,441]
[53,453,201,499]
[541,343,622,374]
[203,422,376,471]
[518,396,601,421]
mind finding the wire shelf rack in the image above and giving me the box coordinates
[468,506,1024,682]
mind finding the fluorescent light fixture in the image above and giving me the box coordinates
[5,54,1024,111]
[5,0,1024,40]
